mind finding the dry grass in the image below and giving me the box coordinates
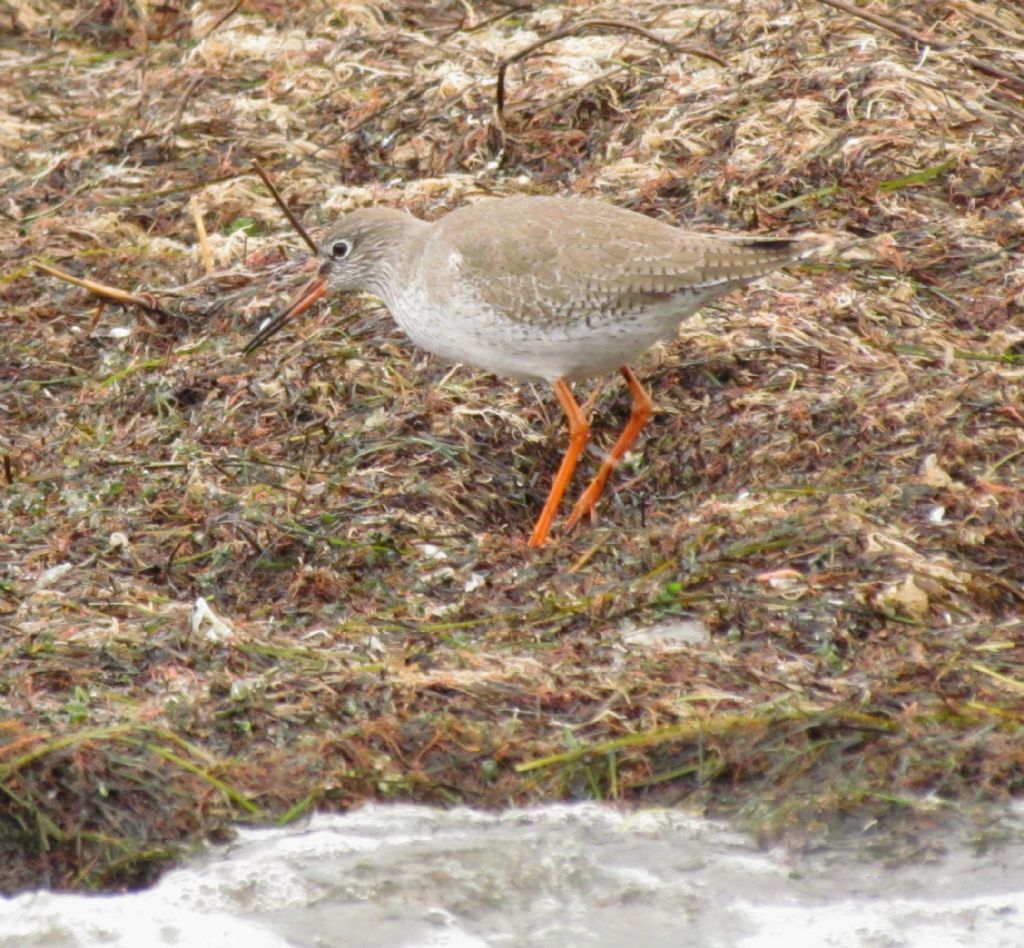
[2,0,1023,892]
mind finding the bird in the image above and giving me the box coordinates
[243,195,818,547]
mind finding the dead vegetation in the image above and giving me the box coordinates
[2,0,1023,892]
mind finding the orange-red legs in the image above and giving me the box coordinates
[528,379,590,547]
[566,366,653,529]
[528,366,654,547]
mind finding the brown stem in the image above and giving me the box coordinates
[495,18,728,120]
[252,159,318,255]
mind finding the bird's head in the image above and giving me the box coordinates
[242,206,420,355]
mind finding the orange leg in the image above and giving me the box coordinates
[528,379,590,547]
[565,366,653,529]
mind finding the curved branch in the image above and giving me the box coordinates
[495,18,728,120]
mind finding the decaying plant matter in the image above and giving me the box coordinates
[1,0,1022,893]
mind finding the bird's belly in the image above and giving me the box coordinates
[390,287,690,383]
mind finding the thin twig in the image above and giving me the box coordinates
[201,0,243,38]
[96,172,243,206]
[817,0,948,49]
[252,159,318,254]
[440,1,532,39]
[816,0,1024,98]
[307,79,441,154]
[190,195,214,277]
[166,74,204,141]
[495,18,728,119]
[32,261,170,317]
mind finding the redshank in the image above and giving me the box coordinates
[243,195,817,546]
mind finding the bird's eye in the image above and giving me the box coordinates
[330,240,351,260]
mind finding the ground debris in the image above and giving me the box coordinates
[2,0,1023,893]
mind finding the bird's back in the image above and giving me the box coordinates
[425,197,810,324]
[392,196,812,381]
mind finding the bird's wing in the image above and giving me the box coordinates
[433,198,806,327]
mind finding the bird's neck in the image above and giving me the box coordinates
[363,213,430,306]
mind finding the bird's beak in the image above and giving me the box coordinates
[242,273,328,355]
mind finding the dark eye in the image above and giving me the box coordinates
[330,240,351,260]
